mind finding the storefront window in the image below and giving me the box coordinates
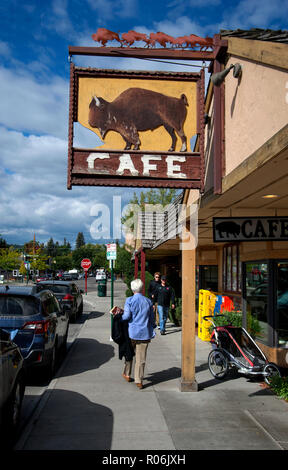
[276,262,288,347]
[223,244,241,292]
[245,262,269,344]
[200,265,218,291]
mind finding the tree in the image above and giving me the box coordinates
[46,237,56,257]
[75,232,85,249]
[54,254,73,272]
[29,248,48,274]
[19,261,27,277]
[0,235,7,248]
[24,239,40,254]
[121,188,179,235]
[0,248,21,276]
[72,243,107,271]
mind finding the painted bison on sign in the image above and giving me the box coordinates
[88,88,189,152]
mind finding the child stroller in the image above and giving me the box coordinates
[204,315,281,384]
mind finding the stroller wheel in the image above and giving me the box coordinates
[208,349,228,380]
[263,363,281,385]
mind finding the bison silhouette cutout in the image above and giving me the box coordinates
[88,87,188,152]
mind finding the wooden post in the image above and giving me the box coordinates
[140,249,146,295]
[180,222,198,391]
[134,252,139,279]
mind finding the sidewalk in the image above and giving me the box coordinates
[15,280,288,451]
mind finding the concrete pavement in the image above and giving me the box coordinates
[15,279,288,451]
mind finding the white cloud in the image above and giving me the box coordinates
[153,16,207,38]
[85,0,138,19]
[0,65,68,139]
[0,125,138,245]
[0,40,11,57]
[217,0,288,30]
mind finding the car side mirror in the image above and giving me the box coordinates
[80,289,84,293]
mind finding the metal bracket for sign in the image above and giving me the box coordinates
[67,39,224,191]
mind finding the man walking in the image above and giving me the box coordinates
[148,272,161,326]
[154,275,175,335]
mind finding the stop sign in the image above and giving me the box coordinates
[81,258,92,271]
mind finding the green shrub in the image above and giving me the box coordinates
[246,313,262,337]
[208,311,242,333]
[269,375,288,401]
[207,311,261,338]
[145,271,154,297]
[125,271,154,298]
[169,298,182,326]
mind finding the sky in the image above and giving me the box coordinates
[0,0,287,248]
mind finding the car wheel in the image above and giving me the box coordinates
[78,302,83,317]
[71,310,77,323]
[61,325,69,357]
[5,374,25,438]
[44,343,57,381]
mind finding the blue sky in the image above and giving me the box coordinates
[0,0,287,248]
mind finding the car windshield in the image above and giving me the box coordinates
[0,295,40,316]
[41,284,70,294]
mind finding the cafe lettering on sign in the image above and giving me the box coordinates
[67,67,205,190]
[213,217,288,242]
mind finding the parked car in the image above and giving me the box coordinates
[36,280,83,323]
[0,285,69,379]
[36,276,49,283]
[95,269,107,282]
[0,328,26,441]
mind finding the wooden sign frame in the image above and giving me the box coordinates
[67,57,206,190]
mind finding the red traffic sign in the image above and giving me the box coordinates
[81,258,92,271]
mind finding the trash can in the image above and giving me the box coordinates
[98,279,107,297]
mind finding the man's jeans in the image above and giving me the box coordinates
[158,305,169,332]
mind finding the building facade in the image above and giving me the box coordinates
[133,30,288,370]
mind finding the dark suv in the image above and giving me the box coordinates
[36,280,83,323]
[0,328,26,441]
[0,285,69,378]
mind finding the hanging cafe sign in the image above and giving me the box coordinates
[67,29,224,190]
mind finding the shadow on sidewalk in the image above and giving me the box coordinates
[145,366,181,387]
[56,338,115,379]
[87,311,106,319]
[16,389,114,450]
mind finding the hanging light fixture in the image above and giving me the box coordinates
[211,63,242,87]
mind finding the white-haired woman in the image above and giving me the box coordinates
[121,278,156,389]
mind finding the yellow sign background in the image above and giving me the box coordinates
[77,76,197,152]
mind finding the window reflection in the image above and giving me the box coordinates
[245,263,268,344]
[277,262,288,347]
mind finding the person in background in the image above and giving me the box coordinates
[148,272,161,327]
[121,278,156,389]
[154,275,175,335]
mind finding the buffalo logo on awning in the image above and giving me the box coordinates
[213,217,288,242]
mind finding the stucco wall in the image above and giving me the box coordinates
[225,57,288,175]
